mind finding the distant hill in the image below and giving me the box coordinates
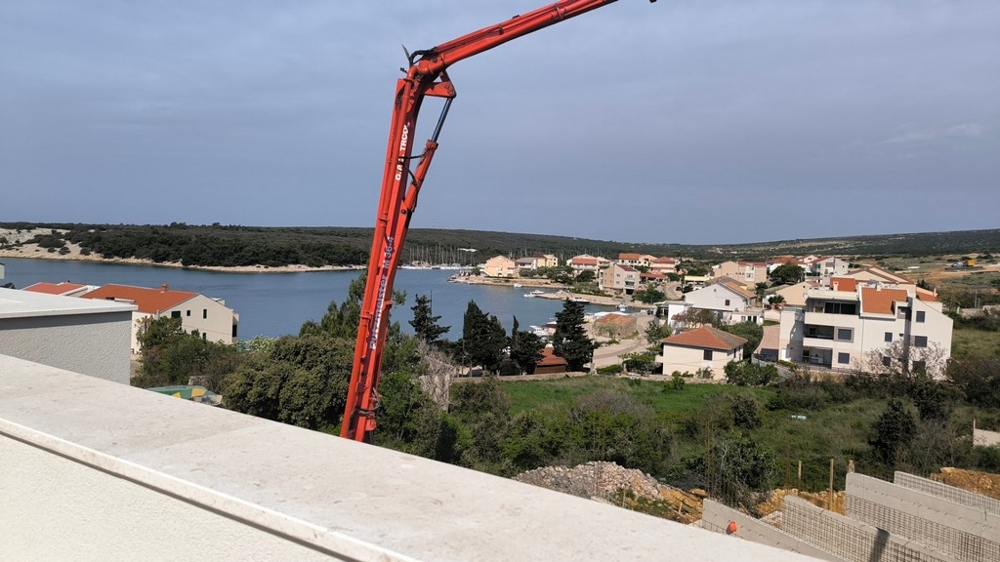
[2,222,998,268]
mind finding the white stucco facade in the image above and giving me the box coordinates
[0,288,134,384]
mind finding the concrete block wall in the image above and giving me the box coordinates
[846,473,1000,562]
[973,426,1000,447]
[893,471,1000,516]
[782,496,957,562]
[702,499,845,562]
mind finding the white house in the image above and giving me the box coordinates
[808,257,849,278]
[777,277,953,377]
[683,279,759,324]
[80,283,239,353]
[656,326,747,380]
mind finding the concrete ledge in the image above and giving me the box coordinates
[702,499,845,562]
[0,355,818,562]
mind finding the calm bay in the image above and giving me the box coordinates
[1,257,612,339]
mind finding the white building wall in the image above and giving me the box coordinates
[165,294,238,344]
[0,288,133,384]
[685,285,748,313]
[657,345,738,379]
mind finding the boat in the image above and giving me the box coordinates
[513,283,523,288]
[523,289,546,298]
[570,297,589,303]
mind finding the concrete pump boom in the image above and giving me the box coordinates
[342,0,656,442]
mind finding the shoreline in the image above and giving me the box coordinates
[449,275,655,309]
[0,248,364,274]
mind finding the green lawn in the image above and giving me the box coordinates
[952,328,1000,358]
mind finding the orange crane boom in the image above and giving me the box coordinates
[342,0,655,442]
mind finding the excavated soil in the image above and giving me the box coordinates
[931,467,1000,500]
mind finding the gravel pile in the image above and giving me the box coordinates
[515,461,664,502]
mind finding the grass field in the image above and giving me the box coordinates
[952,328,1000,357]
[499,376,890,490]
[501,376,774,420]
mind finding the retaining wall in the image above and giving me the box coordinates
[845,473,1000,562]
[782,495,957,562]
[893,471,1000,516]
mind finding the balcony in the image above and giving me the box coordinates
[0,354,815,562]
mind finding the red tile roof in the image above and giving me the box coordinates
[915,290,938,302]
[829,277,857,293]
[662,326,747,351]
[81,284,197,314]
[22,282,87,295]
[570,257,598,265]
[595,313,635,326]
[619,253,642,260]
[860,287,909,315]
[536,346,568,367]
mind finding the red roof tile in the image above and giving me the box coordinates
[662,326,747,351]
[829,277,857,292]
[595,313,635,326]
[536,346,568,367]
[22,282,87,295]
[860,287,909,315]
[81,284,196,314]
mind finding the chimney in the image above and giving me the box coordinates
[160,283,168,292]
[832,281,839,291]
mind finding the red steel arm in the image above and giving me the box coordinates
[342,0,648,442]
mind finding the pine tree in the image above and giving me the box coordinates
[553,300,596,371]
[460,301,507,373]
[409,294,450,344]
[509,317,545,375]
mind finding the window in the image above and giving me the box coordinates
[838,352,850,365]
[171,311,180,318]
[912,360,926,374]
[202,333,207,341]
[913,335,928,348]
[823,302,858,315]
[186,310,191,317]
[884,332,892,343]
[837,328,853,341]
[724,299,731,306]
[703,349,713,361]
[203,309,207,319]
[916,310,925,323]
[882,355,892,367]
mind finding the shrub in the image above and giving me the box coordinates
[597,364,623,375]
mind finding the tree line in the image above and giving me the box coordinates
[5,221,1000,267]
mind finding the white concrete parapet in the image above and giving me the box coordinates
[0,355,818,562]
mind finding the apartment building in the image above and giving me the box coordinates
[600,262,639,295]
[777,277,952,376]
[712,260,768,284]
[568,254,609,274]
[482,255,517,278]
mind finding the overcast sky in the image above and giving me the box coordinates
[2,1,997,244]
